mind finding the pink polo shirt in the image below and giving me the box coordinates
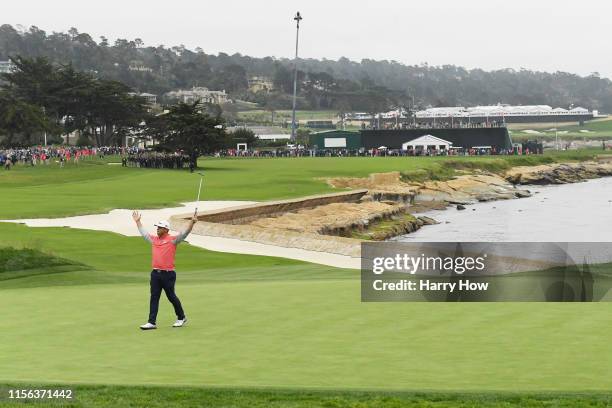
[138,225,190,270]
[148,233,178,270]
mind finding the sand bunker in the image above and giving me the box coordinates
[1,201,361,269]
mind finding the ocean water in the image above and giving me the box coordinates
[397,176,612,242]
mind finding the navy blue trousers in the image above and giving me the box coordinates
[148,270,185,324]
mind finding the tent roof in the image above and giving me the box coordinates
[403,134,453,146]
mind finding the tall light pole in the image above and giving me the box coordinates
[291,11,302,142]
[42,107,47,146]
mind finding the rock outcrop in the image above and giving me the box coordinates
[328,171,532,206]
[505,161,612,185]
[415,174,531,204]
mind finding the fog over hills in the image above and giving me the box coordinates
[2,24,611,113]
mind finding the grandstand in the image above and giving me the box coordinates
[414,105,596,124]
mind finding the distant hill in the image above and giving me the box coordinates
[2,24,612,113]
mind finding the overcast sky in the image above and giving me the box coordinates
[4,0,611,78]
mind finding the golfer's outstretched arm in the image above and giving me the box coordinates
[132,211,152,243]
[172,215,198,245]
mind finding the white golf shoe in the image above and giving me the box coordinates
[172,318,187,328]
[139,322,157,330]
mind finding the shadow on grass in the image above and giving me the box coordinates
[0,247,92,284]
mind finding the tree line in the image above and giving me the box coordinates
[0,56,149,146]
[0,57,253,170]
[2,24,612,113]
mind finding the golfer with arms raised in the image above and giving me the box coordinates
[132,210,197,330]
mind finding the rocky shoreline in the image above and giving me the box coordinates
[168,158,612,260]
[325,171,533,241]
[505,160,612,185]
[233,170,534,242]
[327,171,533,206]
[324,158,612,240]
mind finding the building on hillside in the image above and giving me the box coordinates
[249,126,291,142]
[255,134,291,142]
[0,61,15,74]
[139,93,157,105]
[226,126,291,142]
[129,92,157,106]
[248,76,274,93]
[165,87,229,105]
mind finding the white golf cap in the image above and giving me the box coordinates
[154,220,170,229]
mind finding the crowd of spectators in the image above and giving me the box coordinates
[0,146,118,169]
[213,145,530,158]
[214,148,310,158]
[0,146,193,170]
[309,147,517,157]
[124,151,190,169]
[0,138,546,171]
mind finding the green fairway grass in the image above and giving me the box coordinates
[0,150,600,219]
[0,224,611,393]
[510,117,612,140]
[0,385,610,407]
[4,281,612,391]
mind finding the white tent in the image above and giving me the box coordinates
[402,135,452,151]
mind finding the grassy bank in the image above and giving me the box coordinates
[398,150,598,182]
[236,109,338,125]
[0,247,88,281]
[1,384,611,407]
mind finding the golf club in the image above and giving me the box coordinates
[194,172,204,216]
